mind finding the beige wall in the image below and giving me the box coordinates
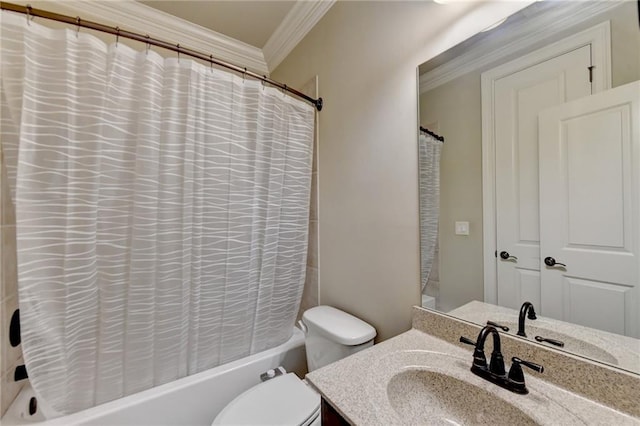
[298,76,320,321]
[608,3,640,87]
[272,1,530,341]
[419,2,640,313]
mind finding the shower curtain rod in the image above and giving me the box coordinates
[420,126,444,142]
[0,2,324,111]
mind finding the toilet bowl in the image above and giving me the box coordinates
[212,306,376,425]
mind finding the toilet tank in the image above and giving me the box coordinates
[301,306,376,371]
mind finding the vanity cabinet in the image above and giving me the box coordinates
[321,398,350,426]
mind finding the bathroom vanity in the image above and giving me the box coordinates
[305,307,640,425]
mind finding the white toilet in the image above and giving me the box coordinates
[212,305,376,426]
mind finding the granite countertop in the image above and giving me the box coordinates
[306,329,639,425]
[449,301,640,374]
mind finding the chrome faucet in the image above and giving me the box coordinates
[517,302,537,337]
[460,325,544,394]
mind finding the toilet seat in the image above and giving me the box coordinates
[212,373,320,426]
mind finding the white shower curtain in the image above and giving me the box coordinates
[1,12,314,415]
[419,133,442,291]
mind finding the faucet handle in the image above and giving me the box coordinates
[459,336,476,346]
[507,357,543,394]
[508,357,544,382]
[534,336,565,347]
[459,336,488,369]
[516,357,544,373]
[486,320,509,332]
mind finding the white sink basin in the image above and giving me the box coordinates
[387,369,537,425]
[365,350,586,426]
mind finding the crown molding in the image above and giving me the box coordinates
[8,0,335,76]
[34,0,269,75]
[419,1,623,94]
[263,0,336,72]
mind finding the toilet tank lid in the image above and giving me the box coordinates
[302,306,376,345]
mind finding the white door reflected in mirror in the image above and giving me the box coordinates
[538,81,639,339]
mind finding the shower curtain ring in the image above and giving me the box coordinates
[177,44,180,62]
[146,35,150,55]
[26,4,32,25]
[75,17,81,37]
[282,84,287,96]
[210,55,214,72]
[262,76,267,91]
[115,27,120,47]
[243,68,247,83]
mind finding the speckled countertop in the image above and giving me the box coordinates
[306,329,639,425]
[449,301,640,375]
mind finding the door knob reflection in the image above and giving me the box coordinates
[544,256,566,268]
[499,251,518,261]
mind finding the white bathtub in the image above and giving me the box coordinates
[3,328,307,426]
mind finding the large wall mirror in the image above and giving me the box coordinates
[418,1,640,375]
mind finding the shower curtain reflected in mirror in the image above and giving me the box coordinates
[419,133,442,299]
[1,12,315,416]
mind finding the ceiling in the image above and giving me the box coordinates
[139,1,297,49]
[418,1,622,93]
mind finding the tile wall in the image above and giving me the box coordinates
[298,76,320,320]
